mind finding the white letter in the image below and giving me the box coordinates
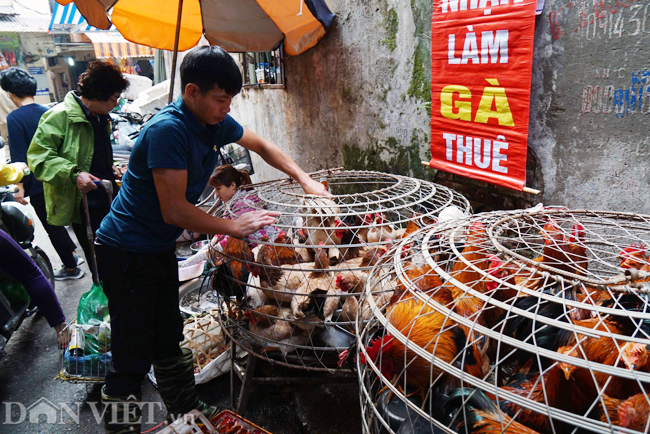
[141,402,165,424]
[448,35,461,64]
[470,0,479,8]
[59,403,80,424]
[443,133,456,161]
[456,135,472,165]
[473,138,492,169]
[442,0,460,12]
[88,401,108,425]
[492,135,508,173]
[481,30,508,64]
[461,33,480,64]
[479,0,500,7]
[4,402,26,424]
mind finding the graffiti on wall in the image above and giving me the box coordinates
[549,0,649,40]
[582,69,650,117]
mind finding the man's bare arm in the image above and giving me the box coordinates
[153,168,279,237]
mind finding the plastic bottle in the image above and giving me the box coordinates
[69,327,85,357]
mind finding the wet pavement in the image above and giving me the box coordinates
[0,214,362,433]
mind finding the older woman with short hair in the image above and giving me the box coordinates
[27,62,129,276]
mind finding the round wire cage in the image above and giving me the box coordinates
[208,169,471,372]
[357,209,650,434]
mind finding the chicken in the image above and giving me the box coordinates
[619,243,648,270]
[359,298,488,397]
[211,237,255,305]
[597,393,650,431]
[539,219,588,276]
[302,196,342,248]
[392,260,444,298]
[244,305,309,355]
[493,346,599,433]
[444,222,495,365]
[353,213,374,243]
[367,212,399,243]
[339,275,394,326]
[484,255,521,304]
[244,285,267,309]
[445,388,540,434]
[256,232,303,266]
[290,244,340,322]
[558,318,650,399]
[400,213,425,239]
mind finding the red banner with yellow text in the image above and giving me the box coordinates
[429,0,537,191]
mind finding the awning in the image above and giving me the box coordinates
[0,14,51,33]
[85,32,154,59]
[49,2,115,32]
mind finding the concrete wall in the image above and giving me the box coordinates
[230,0,650,214]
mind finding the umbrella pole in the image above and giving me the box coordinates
[168,0,184,104]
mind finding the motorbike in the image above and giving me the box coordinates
[0,138,55,358]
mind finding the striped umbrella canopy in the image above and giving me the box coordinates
[54,0,334,56]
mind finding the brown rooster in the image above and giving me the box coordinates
[561,318,650,399]
[444,221,496,364]
[359,298,488,397]
[598,392,650,431]
[539,219,588,276]
[445,388,540,434]
[494,358,569,433]
[211,237,255,315]
[256,232,303,266]
[619,243,649,270]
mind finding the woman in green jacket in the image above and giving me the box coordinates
[27,62,128,277]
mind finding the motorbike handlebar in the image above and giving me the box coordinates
[0,185,19,194]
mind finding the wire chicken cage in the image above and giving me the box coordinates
[357,209,650,434]
[208,169,471,372]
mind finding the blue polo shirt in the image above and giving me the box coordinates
[96,98,244,253]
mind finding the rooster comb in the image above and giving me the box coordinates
[362,335,394,364]
[622,243,647,255]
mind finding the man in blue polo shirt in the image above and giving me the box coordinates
[95,46,328,433]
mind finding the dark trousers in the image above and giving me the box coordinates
[95,243,183,396]
[0,229,64,327]
[72,204,110,266]
[30,193,77,269]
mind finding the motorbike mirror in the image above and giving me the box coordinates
[0,136,5,149]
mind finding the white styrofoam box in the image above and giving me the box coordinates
[130,79,170,115]
[122,73,153,101]
[178,260,206,282]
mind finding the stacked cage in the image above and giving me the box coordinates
[357,209,650,434]
[209,170,470,371]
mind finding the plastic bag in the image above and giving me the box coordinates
[0,270,30,305]
[77,283,110,355]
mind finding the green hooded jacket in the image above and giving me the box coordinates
[27,92,106,226]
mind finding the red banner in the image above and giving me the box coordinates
[429,0,537,191]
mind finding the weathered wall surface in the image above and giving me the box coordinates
[231,0,650,213]
[233,0,434,185]
[530,0,650,212]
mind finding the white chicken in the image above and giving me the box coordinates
[302,196,342,259]
[367,212,399,243]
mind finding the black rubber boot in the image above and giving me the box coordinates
[101,385,142,434]
[152,348,218,422]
